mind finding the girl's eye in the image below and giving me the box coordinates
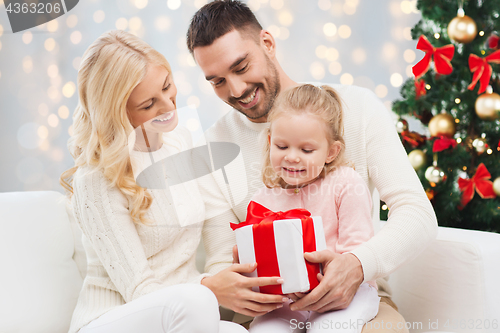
[303,149,314,153]
[162,83,171,91]
[276,145,287,150]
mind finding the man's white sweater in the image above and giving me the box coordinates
[200,83,438,297]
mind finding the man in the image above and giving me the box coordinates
[187,1,438,332]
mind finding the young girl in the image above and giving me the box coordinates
[248,84,380,333]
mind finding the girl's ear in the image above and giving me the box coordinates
[326,142,341,164]
[268,133,271,145]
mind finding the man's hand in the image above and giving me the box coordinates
[201,262,286,317]
[289,250,364,313]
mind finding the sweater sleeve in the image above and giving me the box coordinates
[349,90,438,282]
[335,168,374,255]
[72,169,165,303]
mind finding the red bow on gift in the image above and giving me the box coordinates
[231,201,320,294]
[415,79,427,99]
[458,163,496,209]
[412,35,455,79]
[467,50,500,94]
[433,136,457,152]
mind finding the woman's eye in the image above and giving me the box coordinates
[162,83,171,91]
[144,101,154,110]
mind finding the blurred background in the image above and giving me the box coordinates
[0,0,421,193]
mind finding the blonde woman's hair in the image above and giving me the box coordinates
[60,30,172,225]
[262,84,348,188]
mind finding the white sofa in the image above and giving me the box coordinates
[1,191,499,333]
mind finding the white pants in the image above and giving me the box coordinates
[249,283,380,333]
[79,284,248,333]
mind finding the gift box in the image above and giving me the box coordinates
[231,201,327,295]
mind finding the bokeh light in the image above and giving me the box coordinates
[326,48,339,61]
[134,0,148,9]
[48,65,59,78]
[93,10,105,23]
[155,16,171,32]
[71,31,82,44]
[340,73,354,85]
[167,0,181,10]
[47,20,58,32]
[403,49,416,63]
[343,3,356,15]
[63,82,76,98]
[270,0,284,10]
[186,118,201,132]
[129,17,142,31]
[375,84,388,98]
[23,56,33,74]
[403,27,412,40]
[45,38,56,51]
[194,0,207,9]
[390,73,404,87]
[352,48,367,64]
[401,1,412,14]
[73,57,81,71]
[382,42,398,61]
[310,62,325,80]
[116,18,128,30]
[316,45,327,59]
[323,23,337,37]
[329,62,342,75]
[37,126,49,139]
[338,25,352,39]
[22,31,33,44]
[318,0,331,11]
[67,14,78,27]
[279,11,293,26]
[187,96,200,109]
[58,105,70,119]
[0,24,3,37]
[48,114,59,127]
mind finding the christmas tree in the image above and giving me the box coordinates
[383,0,500,232]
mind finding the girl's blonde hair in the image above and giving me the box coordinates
[262,84,348,188]
[60,30,171,225]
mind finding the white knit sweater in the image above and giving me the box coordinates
[200,83,438,297]
[68,127,234,333]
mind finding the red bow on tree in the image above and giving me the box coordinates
[468,50,500,94]
[458,163,496,209]
[415,79,427,99]
[433,136,457,152]
[412,35,455,79]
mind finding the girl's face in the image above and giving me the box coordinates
[269,113,340,186]
[127,64,178,133]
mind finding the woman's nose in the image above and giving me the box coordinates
[158,96,176,112]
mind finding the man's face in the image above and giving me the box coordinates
[193,29,280,123]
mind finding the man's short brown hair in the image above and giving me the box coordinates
[186,0,263,55]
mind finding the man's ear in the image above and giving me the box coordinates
[260,30,276,58]
[326,142,341,164]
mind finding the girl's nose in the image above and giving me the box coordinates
[285,153,300,163]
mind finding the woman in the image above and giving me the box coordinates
[60,30,250,333]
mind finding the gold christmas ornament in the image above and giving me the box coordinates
[408,149,427,171]
[472,137,488,154]
[396,119,409,133]
[425,165,447,186]
[475,88,500,121]
[428,113,456,137]
[493,177,500,196]
[447,8,477,44]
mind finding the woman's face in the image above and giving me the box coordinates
[127,64,178,133]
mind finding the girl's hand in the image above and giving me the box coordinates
[286,292,307,302]
[201,263,286,317]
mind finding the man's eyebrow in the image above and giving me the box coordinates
[205,53,249,81]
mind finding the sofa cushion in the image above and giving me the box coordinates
[0,191,84,333]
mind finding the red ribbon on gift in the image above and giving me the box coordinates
[458,163,496,209]
[412,35,455,79]
[432,136,457,152]
[231,201,321,294]
[467,50,500,94]
[415,79,427,99]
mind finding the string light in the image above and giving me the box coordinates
[425,84,431,90]
[456,138,462,143]
[479,31,484,36]
[455,98,461,104]
[434,33,440,39]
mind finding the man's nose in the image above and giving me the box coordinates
[227,78,246,99]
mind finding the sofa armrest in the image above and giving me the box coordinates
[387,223,500,333]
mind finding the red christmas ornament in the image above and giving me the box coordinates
[432,136,457,152]
[415,79,427,99]
[487,34,499,49]
[412,35,455,79]
[468,50,500,94]
[458,163,496,209]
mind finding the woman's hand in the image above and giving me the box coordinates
[201,263,286,317]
